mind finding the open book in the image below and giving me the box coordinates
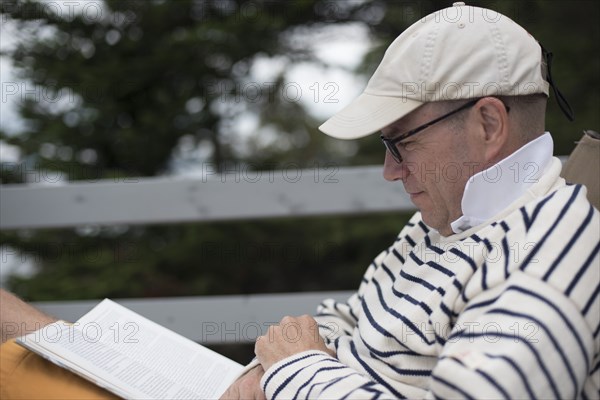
[16,299,255,399]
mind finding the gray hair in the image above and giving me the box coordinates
[435,94,547,143]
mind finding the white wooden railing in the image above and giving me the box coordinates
[0,165,415,343]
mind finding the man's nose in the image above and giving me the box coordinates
[383,151,408,181]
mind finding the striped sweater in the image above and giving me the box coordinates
[260,157,600,399]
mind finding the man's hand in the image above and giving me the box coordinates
[255,315,335,372]
[219,364,266,400]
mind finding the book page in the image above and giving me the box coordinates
[18,299,244,399]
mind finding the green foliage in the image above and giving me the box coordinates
[5,212,409,300]
[1,0,598,302]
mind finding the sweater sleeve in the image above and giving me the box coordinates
[313,212,424,350]
[260,350,400,399]
[261,271,597,400]
[428,270,596,399]
[262,246,406,399]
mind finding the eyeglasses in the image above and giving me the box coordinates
[380,98,482,164]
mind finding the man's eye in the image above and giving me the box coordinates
[398,141,412,149]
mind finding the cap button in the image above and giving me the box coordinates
[453,2,466,6]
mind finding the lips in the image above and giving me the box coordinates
[408,191,424,201]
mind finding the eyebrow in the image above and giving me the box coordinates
[380,125,405,139]
[381,125,412,141]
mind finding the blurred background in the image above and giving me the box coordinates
[0,0,598,316]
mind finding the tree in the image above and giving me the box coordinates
[1,0,597,302]
[0,0,412,301]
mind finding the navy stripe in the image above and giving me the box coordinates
[501,236,510,279]
[409,252,424,266]
[390,285,433,315]
[400,270,445,295]
[521,185,582,271]
[429,244,445,255]
[448,332,561,398]
[449,248,477,272]
[349,341,406,398]
[359,336,433,376]
[360,294,410,347]
[521,190,558,230]
[435,331,447,345]
[426,260,454,277]
[500,221,510,232]
[476,368,511,398]
[380,262,396,282]
[341,383,384,400]
[359,331,417,357]
[483,353,536,398]
[482,238,494,252]
[418,221,430,233]
[317,323,351,338]
[348,305,359,323]
[566,242,600,296]
[444,356,509,397]
[471,234,482,243]
[263,353,325,395]
[582,283,600,316]
[591,359,600,374]
[452,278,463,292]
[544,203,594,280]
[424,234,431,247]
[520,208,530,229]
[392,248,405,264]
[487,308,579,395]
[464,296,496,311]
[405,235,416,247]
[431,374,476,400]
[297,365,347,399]
[316,312,343,319]
[460,286,470,303]
[481,261,489,290]
[318,372,360,394]
[439,301,457,318]
[512,286,590,370]
[467,285,590,371]
[341,385,382,400]
[372,278,433,345]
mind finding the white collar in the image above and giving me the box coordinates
[450,132,554,234]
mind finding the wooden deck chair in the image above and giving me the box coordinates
[561,130,600,210]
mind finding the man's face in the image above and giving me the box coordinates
[381,102,484,236]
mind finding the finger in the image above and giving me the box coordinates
[219,386,235,400]
[254,334,265,357]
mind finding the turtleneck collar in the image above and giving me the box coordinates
[450,132,554,234]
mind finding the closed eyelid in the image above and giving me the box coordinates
[381,122,410,139]
[381,130,406,142]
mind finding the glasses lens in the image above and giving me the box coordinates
[382,139,401,163]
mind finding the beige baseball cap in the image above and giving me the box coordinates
[319,2,550,139]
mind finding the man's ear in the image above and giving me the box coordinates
[473,97,510,163]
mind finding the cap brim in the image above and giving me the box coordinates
[318,93,423,140]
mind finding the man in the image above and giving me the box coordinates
[224,2,599,399]
[1,3,598,399]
